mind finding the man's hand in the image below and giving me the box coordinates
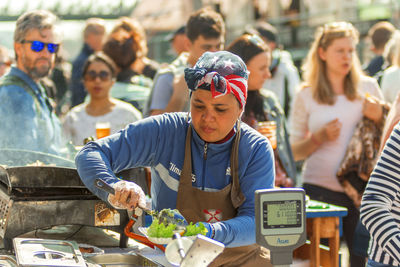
[107,180,146,211]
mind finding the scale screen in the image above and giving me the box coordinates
[263,200,301,229]
[255,188,306,265]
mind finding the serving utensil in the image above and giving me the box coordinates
[94,178,187,227]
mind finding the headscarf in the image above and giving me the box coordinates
[184,51,249,108]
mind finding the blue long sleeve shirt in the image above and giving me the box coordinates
[0,67,63,155]
[75,112,275,247]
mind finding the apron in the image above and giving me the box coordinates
[176,123,271,267]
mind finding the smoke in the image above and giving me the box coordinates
[0,99,74,167]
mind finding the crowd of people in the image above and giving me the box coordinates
[2,6,400,267]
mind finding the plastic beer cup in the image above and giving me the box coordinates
[258,121,277,149]
[96,122,111,139]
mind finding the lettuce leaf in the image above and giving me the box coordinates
[147,219,208,238]
[147,218,176,238]
[183,222,208,236]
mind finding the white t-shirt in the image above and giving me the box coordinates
[381,66,400,104]
[62,99,142,145]
[290,76,383,192]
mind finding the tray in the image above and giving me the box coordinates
[13,238,86,267]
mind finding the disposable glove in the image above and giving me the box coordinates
[107,180,146,211]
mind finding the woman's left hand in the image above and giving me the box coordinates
[363,95,383,124]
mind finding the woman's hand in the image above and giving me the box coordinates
[107,180,146,211]
[292,118,342,161]
[363,96,383,124]
[315,118,342,143]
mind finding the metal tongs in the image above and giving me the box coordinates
[94,178,187,227]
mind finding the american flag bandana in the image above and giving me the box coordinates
[184,51,249,108]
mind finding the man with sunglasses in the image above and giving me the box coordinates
[0,10,63,155]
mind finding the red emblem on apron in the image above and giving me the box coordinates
[203,209,222,222]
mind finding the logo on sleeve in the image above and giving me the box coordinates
[203,209,222,223]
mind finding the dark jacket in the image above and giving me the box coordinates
[242,89,297,185]
[70,43,93,107]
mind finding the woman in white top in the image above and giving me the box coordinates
[290,22,385,267]
[381,31,400,104]
[63,52,142,145]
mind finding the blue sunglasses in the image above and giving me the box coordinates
[21,40,59,54]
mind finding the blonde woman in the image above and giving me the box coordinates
[290,22,385,267]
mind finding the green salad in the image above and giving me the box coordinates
[147,218,208,238]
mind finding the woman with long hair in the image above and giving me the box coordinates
[290,22,385,267]
[227,34,296,187]
[103,17,160,82]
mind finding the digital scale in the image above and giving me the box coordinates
[255,188,306,266]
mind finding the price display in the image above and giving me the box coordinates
[264,200,301,229]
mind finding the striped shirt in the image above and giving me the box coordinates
[360,123,400,266]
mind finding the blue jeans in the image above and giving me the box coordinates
[367,259,396,267]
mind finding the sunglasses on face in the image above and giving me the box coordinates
[84,70,112,81]
[21,40,59,54]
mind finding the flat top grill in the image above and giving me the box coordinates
[0,160,145,249]
[0,166,94,200]
[0,149,75,169]
[0,165,105,245]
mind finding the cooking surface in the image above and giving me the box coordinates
[0,149,75,168]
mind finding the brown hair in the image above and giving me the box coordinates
[228,34,270,121]
[109,17,148,58]
[186,7,225,42]
[83,18,105,38]
[368,21,395,50]
[82,51,117,79]
[301,22,362,105]
[227,34,269,63]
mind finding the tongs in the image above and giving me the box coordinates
[94,178,165,251]
[95,178,154,216]
[95,178,187,227]
[94,179,188,251]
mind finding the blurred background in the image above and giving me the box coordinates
[0,0,398,68]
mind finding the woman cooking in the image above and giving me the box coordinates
[75,51,274,266]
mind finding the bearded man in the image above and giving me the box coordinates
[0,10,63,155]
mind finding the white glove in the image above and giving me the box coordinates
[107,180,146,211]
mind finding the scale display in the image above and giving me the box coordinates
[255,188,306,266]
[264,200,302,229]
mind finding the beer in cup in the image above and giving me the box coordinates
[258,121,277,149]
[96,122,111,139]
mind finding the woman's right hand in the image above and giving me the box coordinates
[315,118,342,143]
[107,180,146,211]
[292,118,342,161]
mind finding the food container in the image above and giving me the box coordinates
[13,238,86,267]
[85,253,161,267]
[0,255,18,267]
